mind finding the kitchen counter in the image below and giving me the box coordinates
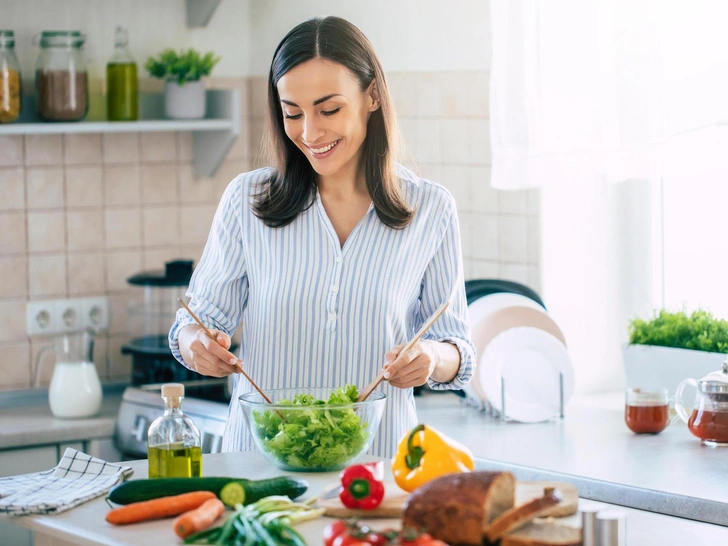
[0,387,124,450]
[8,451,728,546]
[416,391,728,526]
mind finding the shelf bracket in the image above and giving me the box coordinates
[186,0,223,28]
[193,88,241,177]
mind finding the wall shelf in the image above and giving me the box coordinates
[0,88,240,177]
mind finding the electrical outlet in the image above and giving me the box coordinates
[82,297,109,332]
[55,299,84,333]
[26,300,58,336]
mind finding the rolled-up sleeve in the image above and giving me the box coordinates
[169,176,248,369]
[419,202,476,390]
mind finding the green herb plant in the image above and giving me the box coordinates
[628,309,728,353]
[252,384,369,470]
[144,48,220,85]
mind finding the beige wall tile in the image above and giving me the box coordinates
[469,260,499,280]
[180,204,216,244]
[105,208,142,249]
[68,253,106,295]
[143,247,184,270]
[108,334,132,381]
[469,213,499,261]
[440,166,471,211]
[0,256,27,298]
[31,336,55,386]
[176,132,193,161]
[27,211,65,252]
[143,206,179,247]
[0,167,25,211]
[0,300,30,342]
[227,124,251,160]
[180,164,215,204]
[0,135,24,166]
[528,265,541,294]
[414,119,442,164]
[66,166,103,208]
[469,119,491,165]
[108,294,130,335]
[498,215,529,264]
[105,250,141,292]
[28,254,67,298]
[212,159,248,198]
[471,166,498,214]
[498,189,529,215]
[386,72,416,117]
[249,76,267,118]
[458,211,472,260]
[0,341,31,389]
[24,135,63,166]
[26,167,65,210]
[441,119,469,164]
[0,211,26,254]
[104,164,141,206]
[528,189,540,216]
[141,132,177,162]
[499,263,531,286]
[67,210,104,250]
[103,133,139,163]
[472,71,490,118]
[179,243,204,264]
[64,134,102,165]
[441,72,471,118]
[528,217,541,265]
[141,164,178,204]
[413,73,442,118]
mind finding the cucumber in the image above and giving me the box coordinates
[107,476,308,505]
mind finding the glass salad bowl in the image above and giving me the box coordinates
[239,386,387,472]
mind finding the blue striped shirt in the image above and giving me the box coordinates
[169,165,475,458]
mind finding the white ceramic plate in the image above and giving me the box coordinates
[479,327,574,423]
[466,293,546,404]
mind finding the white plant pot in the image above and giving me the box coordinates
[622,343,726,395]
[165,80,206,119]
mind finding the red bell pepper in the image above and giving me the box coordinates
[339,463,385,510]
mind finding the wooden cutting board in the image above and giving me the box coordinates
[317,480,578,519]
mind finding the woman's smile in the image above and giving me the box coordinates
[306,138,341,159]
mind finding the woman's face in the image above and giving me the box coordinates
[277,58,379,181]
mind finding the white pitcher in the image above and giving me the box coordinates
[35,330,103,419]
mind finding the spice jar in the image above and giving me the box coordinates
[0,30,22,123]
[35,31,89,121]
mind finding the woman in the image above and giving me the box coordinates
[169,16,475,457]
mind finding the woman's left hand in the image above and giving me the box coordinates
[382,340,440,389]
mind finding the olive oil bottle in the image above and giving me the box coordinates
[147,383,202,478]
[106,26,138,121]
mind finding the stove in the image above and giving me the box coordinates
[115,384,229,459]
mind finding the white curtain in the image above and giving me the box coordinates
[489,0,728,393]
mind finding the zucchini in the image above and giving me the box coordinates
[107,476,308,505]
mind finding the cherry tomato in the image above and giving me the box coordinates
[365,532,392,546]
[333,535,373,546]
[324,520,350,546]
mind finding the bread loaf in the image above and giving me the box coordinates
[500,520,583,546]
[402,471,516,546]
[484,487,563,542]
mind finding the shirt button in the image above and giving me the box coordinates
[328,312,336,321]
[331,285,338,293]
[335,256,342,263]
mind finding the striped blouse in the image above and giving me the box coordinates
[169,165,475,458]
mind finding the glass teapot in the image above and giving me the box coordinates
[675,360,728,446]
[35,329,102,419]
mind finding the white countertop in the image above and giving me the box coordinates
[8,451,728,546]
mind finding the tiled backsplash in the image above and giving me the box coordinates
[0,71,539,392]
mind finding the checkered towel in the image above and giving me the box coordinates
[0,448,133,516]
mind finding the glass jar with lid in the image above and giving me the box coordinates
[35,30,89,121]
[0,30,22,123]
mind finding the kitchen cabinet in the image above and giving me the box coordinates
[0,89,240,177]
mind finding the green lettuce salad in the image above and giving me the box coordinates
[251,385,369,469]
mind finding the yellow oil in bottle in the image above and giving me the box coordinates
[148,443,202,478]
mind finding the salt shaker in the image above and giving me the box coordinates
[581,504,601,546]
[596,510,627,546]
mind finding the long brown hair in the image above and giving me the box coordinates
[253,16,413,229]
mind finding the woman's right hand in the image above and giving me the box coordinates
[178,325,242,378]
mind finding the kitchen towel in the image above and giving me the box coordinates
[0,448,133,516]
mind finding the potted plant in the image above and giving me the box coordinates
[623,309,728,394]
[145,48,220,119]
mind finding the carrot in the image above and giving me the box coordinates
[173,497,225,538]
[106,491,216,525]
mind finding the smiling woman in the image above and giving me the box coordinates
[169,16,476,459]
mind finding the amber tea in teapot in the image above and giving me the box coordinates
[675,361,728,446]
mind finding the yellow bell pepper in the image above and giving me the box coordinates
[392,423,474,492]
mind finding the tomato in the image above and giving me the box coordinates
[333,535,373,546]
[365,532,392,546]
[323,520,350,546]
[399,533,447,546]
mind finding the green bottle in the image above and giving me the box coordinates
[106,26,138,121]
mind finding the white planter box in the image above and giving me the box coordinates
[623,343,726,395]
[165,80,206,119]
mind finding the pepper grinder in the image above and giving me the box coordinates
[581,504,601,546]
[596,510,627,546]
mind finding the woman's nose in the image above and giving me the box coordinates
[302,115,324,143]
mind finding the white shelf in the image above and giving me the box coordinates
[1,89,241,177]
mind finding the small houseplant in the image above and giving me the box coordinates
[623,309,728,393]
[145,48,220,119]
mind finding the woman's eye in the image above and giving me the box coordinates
[284,113,302,120]
[321,108,341,117]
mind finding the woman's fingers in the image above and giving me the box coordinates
[383,344,422,380]
[187,329,240,377]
